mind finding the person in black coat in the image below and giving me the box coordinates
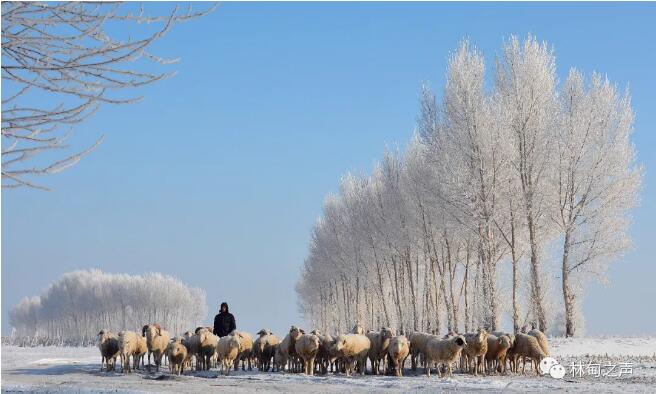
[213,302,236,337]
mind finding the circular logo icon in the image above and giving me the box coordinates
[549,364,566,379]
[540,357,559,375]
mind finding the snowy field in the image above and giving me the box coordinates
[2,337,656,393]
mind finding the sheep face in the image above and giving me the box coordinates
[143,324,162,339]
[454,335,467,348]
[498,335,511,349]
[333,335,348,355]
[381,327,394,340]
[289,326,302,341]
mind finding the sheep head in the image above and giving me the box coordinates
[381,327,394,340]
[289,326,302,340]
[498,335,511,350]
[333,334,348,354]
[453,335,467,348]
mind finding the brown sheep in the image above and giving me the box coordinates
[485,334,512,374]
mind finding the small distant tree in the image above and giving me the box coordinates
[1,2,214,189]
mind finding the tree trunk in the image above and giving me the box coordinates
[561,229,576,337]
[527,210,547,332]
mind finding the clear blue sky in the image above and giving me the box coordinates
[2,2,655,336]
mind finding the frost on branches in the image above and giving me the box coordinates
[8,270,207,346]
[296,36,642,338]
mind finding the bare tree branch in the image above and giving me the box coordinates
[2,1,216,189]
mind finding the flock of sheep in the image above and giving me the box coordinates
[97,323,550,378]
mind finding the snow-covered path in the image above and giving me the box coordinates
[2,337,656,393]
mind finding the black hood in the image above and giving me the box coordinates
[220,302,229,313]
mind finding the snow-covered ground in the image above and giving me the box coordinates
[2,337,656,393]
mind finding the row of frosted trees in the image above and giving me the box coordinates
[8,270,207,345]
[296,36,641,338]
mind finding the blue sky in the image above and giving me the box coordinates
[2,2,656,336]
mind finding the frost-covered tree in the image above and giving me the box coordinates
[1,2,214,190]
[553,70,641,337]
[296,35,641,337]
[495,35,558,332]
[8,270,207,345]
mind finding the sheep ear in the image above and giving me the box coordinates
[142,325,148,336]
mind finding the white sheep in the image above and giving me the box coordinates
[295,333,321,375]
[253,329,280,372]
[510,333,545,375]
[332,333,371,376]
[142,323,171,371]
[97,330,119,372]
[181,331,196,370]
[196,327,218,371]
[387,335,410,377]
[167,337,188,375]
[273,343,286,372]
[216,334,240,375]
[462,329,489,375]
[230,329,254,371]
[408,331,438,371]
[424,335,467,377]
[527,329,549,356]
[366,327,393,375]
[134,334,148,370]
[118,330,139,374]
[314,333,335,374]
[279,326,303,372]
